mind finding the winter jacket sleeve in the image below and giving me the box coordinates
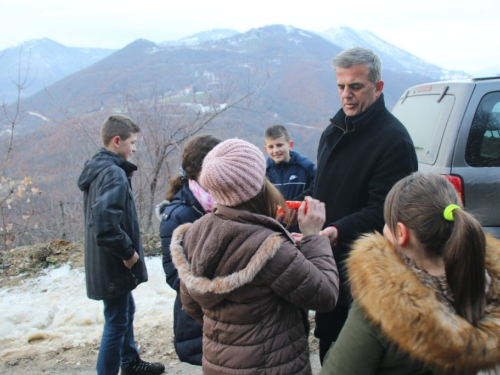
[180,281,204,325]
[160,213,183,291]
[332,138,417,252]
[257,234,339,312]
[91,166,136,261]
[320,302,385,375]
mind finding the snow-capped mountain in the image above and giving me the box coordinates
[317,26,470,80]
[1,26,473,107]
[161,28,240,46]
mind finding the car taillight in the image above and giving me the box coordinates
[443,175,464,204]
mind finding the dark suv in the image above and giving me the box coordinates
[392,77,500,239]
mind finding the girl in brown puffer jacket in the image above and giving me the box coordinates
[171,138,339,375]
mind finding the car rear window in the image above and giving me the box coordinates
[392,94,455,164]
[465,91,500,167]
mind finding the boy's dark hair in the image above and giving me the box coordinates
[384,172,486,326]
[264,125,291,142]
[101,114,141,146]
[165,135,221,201]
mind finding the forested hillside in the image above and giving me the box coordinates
[0,25,442,250]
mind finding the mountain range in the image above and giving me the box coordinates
[0,24,480,167]
[0,24,483,246]
[317,27,468,80]
[0,38,114,103]
[0,25,471,108]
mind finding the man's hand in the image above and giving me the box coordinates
[319,226,338,245]
[123,252,139,269]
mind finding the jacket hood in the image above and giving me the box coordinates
[348,232,500,373]
[156,184,204,220]
[170,205,294,297]
[77,148,137,192]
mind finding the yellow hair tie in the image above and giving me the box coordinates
[443,204,461,221]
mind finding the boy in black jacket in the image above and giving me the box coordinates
[77,114,164,375]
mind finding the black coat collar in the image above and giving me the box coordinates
[330,93,386,133]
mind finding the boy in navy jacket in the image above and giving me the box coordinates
[265,125,316,201]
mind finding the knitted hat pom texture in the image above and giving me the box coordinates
[200,138,266,206]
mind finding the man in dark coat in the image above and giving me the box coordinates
[297,47,418,363]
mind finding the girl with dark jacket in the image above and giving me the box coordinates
[170,138,339,374]
[158,135,221,365]
[321,173,500,375]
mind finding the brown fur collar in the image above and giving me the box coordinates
[170,223,282,294]
[348,233,500,373]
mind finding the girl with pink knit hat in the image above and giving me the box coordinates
[170,138,339,375]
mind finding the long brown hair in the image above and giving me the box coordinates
[384,172,486,326]
[165,135,221,201]
[233,178,289,221]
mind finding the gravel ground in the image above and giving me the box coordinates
[0,349,323,374]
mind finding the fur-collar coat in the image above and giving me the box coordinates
[321,233,500,375]
[170,204,339,375]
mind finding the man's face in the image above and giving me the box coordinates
[336,64,384,117]
[265,136,293,163]
[117,132,138,161]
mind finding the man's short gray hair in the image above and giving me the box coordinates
[332,47,382,84]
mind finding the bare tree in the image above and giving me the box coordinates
[124,72,267,232]
[0,49,41,250]
[0,56,268,248]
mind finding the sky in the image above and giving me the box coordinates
[1,0,499,75]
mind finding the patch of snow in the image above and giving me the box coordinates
[298,31,312,38]
[147,47,160,54]
[285,122,322,130]
[0,257,176,359]
[182,103,227,114]
[28,111,50,122]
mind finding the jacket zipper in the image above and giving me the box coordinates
[322,119,348,167]
[331,118,347,134]
[193,205,204,217]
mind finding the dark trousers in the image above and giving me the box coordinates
[97,292,139,375]
[316,304,350,365]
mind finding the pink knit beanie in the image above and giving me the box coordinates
[200,138,266,206]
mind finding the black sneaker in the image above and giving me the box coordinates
[120,357,165,375]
